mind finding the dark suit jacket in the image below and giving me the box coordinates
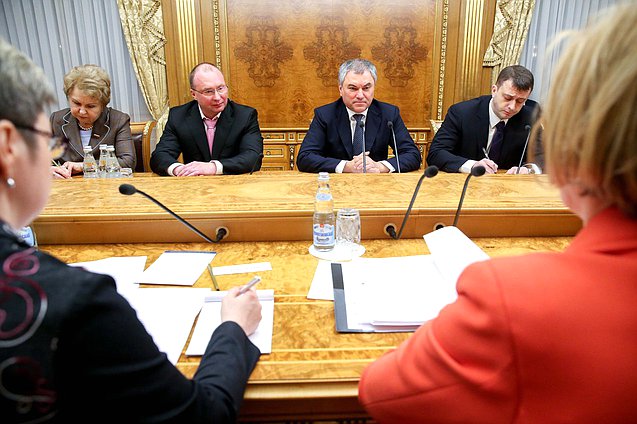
[150,100,263,175]
[296,99,422,173]
[50,108,136,169]
[0,223,260,423]
[427,95,540,172]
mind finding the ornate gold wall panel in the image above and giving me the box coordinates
[161,0,496,128]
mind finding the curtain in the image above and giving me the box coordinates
[0,0,152,122]
[483,0,536,84]
[117,0,168,141]
[518,0,626,102]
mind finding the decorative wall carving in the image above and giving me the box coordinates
[235,16,293,87]
[371,18,428,87]
[303,16,362,87]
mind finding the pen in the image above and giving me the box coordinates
[51,159,62,167]
[207,264,220,291]
[238,276,261,295]
[482,147,491,160]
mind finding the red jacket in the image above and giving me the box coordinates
[359,207,637,423]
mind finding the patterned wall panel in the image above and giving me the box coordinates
[223,0,437,128]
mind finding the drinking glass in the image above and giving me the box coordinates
[336,208,361,245]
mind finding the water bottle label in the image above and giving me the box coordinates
[316,193,332,201]
[313,223,334,246]
[19,226,37,247]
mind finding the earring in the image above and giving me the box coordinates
[6,177,15,188]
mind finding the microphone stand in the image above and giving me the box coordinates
[453,165,486,227]
[387,121,401,173]
[386,165,438,239]
[516,125,532,174]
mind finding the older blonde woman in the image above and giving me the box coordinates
[359,4,637,422]
[50,64,135,178]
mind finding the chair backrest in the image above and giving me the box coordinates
[130,120,156,173]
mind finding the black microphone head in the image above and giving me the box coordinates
[424,165,438,178]
[525,124,532,131]
[471,165,486,177]
[119,184,137,195]
[387,120,393,129]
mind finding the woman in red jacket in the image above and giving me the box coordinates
[359,4,637,423]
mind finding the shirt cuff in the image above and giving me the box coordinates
[380,160,395,173]
[167,163,182,176]
[459,160,477,174]
[212,160,223,175]
[335,160,346,173]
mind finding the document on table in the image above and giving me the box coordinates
[186,289,274,355]
[137,251,216,286]
[69,256,147,297]
[307,260,334,300]
[212,261,272,276]
[125,288,210,364]
[332,226,489,332]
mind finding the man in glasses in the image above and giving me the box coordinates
[150,62,264,176]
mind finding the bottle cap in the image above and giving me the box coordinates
[318,172,329,181]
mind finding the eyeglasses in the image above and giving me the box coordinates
[192,85,228,97]
[13,123,67,159]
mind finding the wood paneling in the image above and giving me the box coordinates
[161,0,499,125]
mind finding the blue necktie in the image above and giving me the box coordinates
[489,120,505,164]
[352,114,364,157]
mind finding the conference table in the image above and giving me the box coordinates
[37,172,578,423]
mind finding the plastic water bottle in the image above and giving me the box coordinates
[313,172,335,251]
[82,146,98,178]
[97,144,108,177]
[105,145,121,178]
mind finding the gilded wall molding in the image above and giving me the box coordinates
[461,0,486,100]
[436,0,449,120]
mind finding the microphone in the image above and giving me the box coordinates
[119,184,227,243]
[452,165,486,227]
[359,120,366,173]
[250,152,265,175]
[516,125,532,174]
[385,165,439,239]
[387,121,401,173]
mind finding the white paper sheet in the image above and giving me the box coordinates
[424,226,490,284]
[307,260,334,300]
[125,288,210,364]
[212,261,272,276]
[186,289,274,355]
[69,256,147,297]
[137,251,216,286]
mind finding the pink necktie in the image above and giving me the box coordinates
[204,117,218,154]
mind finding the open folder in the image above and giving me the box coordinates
[332,226,489,333]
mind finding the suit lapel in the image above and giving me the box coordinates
[60,111,84,157]
[476,97,490,152]
[90,109,110,149]
[336,102,354,158]
[212,101,233,160]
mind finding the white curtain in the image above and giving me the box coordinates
[0,0,152,122]
[519,0,628,103]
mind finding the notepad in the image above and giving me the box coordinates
[186,289,274,355]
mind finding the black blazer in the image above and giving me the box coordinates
[0,222,260,422]
[150,100,263,175]
[296,99,422,173]
[427,95,540,172]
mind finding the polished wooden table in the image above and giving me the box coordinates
[41,236,571,423]
[37,172,577,422]
[34,172,581,244]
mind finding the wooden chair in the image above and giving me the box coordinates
[130,120,156,173]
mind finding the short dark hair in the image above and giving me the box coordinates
[495,65,534,92]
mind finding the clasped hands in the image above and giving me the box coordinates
[472,159,531,174]
[174,161,217,176]
[344,152,389,173]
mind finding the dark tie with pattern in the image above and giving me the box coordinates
[489,120,505,164]
[352,114,364,157]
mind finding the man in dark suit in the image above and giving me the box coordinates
[427,65,540,174]
[150,62,263,176]
[297,58,421,173]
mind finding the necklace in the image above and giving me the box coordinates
[78,123,93,131]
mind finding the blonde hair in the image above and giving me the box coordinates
[540,4,637,217]
[63,64,111,106]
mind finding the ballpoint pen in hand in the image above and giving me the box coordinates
[238,276,261,295]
